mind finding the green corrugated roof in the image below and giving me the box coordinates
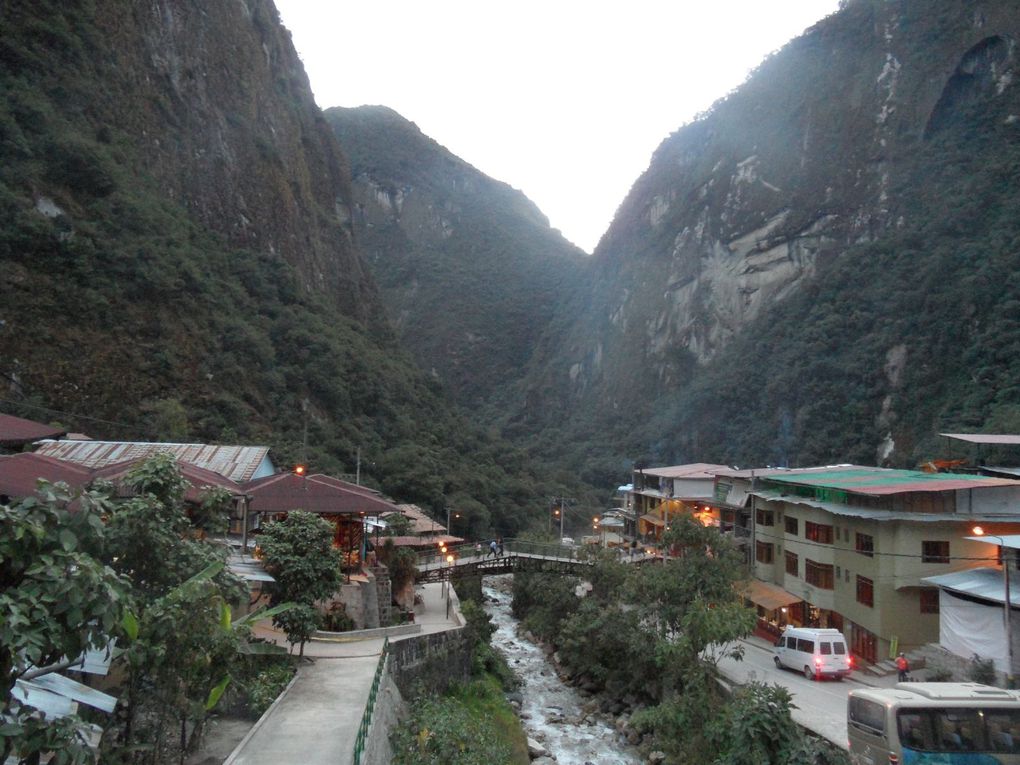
[763,466,1018,495]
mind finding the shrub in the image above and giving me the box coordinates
[968,654,998,686]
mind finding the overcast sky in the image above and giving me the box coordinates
[274,1,842,253]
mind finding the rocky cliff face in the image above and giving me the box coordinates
[521,0,1020,470]
[326,106,586,408]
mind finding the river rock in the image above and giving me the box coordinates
[532,758,557,765]
[648,751,667,764]
[527,737,550,758]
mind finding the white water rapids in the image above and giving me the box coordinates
[483,578,643,765]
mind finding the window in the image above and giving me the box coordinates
[797,638,814,652]
[922,540,950,564]
[849,697,885,736]
[920,588,940,614]
[856,575,874,607]
[785,516,799,535]
[805,559,834,589]
[855,533,874,557]
[756,509,774,526]
[756,541,774,564]
[805,521,834,544]
[785,551,799,576]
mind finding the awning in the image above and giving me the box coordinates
[639,513,665,527]
[742,580,801,611]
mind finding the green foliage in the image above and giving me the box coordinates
[0,484,128,765]
[378,541,418,591]
[241,661,295,718]
[511,571,581,642]
[968,654,998,686]
[391,677,526,765]
[258,512,342,650]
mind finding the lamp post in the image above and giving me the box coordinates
[445,553,454,619]
[974,526,1015,688]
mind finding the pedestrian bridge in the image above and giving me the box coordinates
[414,538,653,583]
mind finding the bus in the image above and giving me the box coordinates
[848,683,1020,764]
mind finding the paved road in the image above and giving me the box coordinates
[226,582,462,765]
[712,636,901,750]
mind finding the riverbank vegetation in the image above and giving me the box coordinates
[512,518,849,765]
[390,596,528,765]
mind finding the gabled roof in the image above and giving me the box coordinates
[0,413,66,447]
[640,463,730,479]
[92,458,243,503]
[387,503,445,535]
[763,465,1019,495]
[34,440,271,482]
[243,472,400,515]
[0,452,93,499]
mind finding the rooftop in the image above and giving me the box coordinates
[639,463,730,479]
[34,440,272,482]
[0,413,66,447]
[763,465,1019,495]
[243,472,400,515]
[942,433,1020,445]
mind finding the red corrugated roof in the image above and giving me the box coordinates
[92,458,242,503]
[0,453,92,499]
[0,413,66,446]
[243,473,401,515]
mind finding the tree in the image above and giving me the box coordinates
[0,483,129,765]
[258,511,343,655]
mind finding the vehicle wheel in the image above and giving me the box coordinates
[773,656,782,669]
[804,665,814,680]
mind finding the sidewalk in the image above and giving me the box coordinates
[225,582,461,765]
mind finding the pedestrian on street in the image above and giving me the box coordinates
[896,652,910,681]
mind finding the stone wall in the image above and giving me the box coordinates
[361,661,404,765]
[388,628,471,697]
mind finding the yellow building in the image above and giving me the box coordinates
[630,463,729,540]
[741,465,1020,664]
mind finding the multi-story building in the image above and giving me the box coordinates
[630,463,729,540]
[741,465,1020,663]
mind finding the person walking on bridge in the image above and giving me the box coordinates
[489,540,498,558]
[497,537,504,557]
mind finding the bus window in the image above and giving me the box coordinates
[849,697,886,737]
[897,711,927,750]
[819,642,832,655]
[933,710,981,751]
[986,710,1020,753]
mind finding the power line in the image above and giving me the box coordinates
[0,397,134,430]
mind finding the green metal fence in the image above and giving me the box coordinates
[352,637,389,765]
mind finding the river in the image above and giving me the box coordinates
[483,578,643,765]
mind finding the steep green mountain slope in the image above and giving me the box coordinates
[325,106,586,410]
[0,0,593,533]
[514,0,1020,473]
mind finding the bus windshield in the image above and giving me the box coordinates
[897,708,1020,754]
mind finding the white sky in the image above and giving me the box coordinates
[274,1,842,253]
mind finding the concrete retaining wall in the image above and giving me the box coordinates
[361,659,404,765]
[389,627,471,697]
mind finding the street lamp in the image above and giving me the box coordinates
[973,526,1015,688]
[445,553,455,618]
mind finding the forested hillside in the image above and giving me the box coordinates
[510,0,1020,475]
[0,0,595,534]
[325,106,586,410]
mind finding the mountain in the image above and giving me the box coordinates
[0,0,593,534]
[324,105,586,410]
[514,0,1020,473]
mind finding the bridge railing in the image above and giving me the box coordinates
[415,537,582,568]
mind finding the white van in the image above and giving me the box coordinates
[773,627,852,680]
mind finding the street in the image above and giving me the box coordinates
[709,636,893,750]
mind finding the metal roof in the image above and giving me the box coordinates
[34,440,272,482]
[640,463,730,479]
[762,465,1019,495]
[966,534,1020,550]
[0,413,66,446]
[0,452,93,498]
[92,458,243,502]
[922,567,1020,607]
[244,473,401,515]
[942,433,1020,445]
[751,489,1020,523]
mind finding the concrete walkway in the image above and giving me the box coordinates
[224,582,461,765]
